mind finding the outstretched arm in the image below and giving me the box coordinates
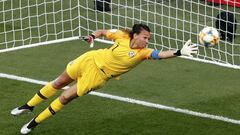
[157,50,179,59]
[91,29,108,38]
[80,30,108,47]
[156,40,198,59]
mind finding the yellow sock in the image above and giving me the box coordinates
[27,82,57,107]
[35,98,64,123]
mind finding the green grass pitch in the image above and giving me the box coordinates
[1,41,240,135]
[1,0,240,134]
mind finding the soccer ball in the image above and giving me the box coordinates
[198,27,220,47]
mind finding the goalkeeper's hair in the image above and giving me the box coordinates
[129,24,151,39]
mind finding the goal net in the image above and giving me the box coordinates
[0,0,239,69]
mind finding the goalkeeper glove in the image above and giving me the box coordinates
[79,34,96,48]
[174,40,198,57]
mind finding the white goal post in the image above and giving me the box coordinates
[0,0,239,69]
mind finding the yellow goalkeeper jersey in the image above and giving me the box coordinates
[93,29,153,78]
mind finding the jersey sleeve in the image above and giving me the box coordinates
[106,29,129,41]
[141,48,154,60]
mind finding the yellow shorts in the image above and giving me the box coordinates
[66,52,108,96]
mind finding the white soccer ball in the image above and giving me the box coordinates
[198,27,220,47]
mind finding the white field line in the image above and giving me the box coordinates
[0,37,79,53]
[0,37,113,54]
[1,72,240,125]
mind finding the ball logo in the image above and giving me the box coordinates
[128,51,135,58]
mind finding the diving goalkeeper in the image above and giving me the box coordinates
[11,23,198,134]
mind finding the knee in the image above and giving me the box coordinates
[52,80,65,89]
[59,95,70,105]
[59,93,77,105]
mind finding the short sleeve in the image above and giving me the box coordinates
[106,29,130,40]
[141,48,154,60]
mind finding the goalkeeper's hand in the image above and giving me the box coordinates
[180,39,198,57]
[79,34,95,48]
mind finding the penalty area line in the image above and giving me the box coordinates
[1,72,240,125]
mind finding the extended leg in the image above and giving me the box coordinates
[11,71,74,116]
[20,84,78,134]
